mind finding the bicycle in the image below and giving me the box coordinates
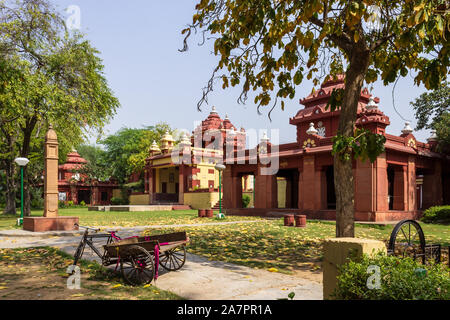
[72,223,121,267]
[71,223,189,285]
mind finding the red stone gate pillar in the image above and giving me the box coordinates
[92,186,99,206]
[375,153,389,212]
[254,166,277,209]
[178,165,185,204]
[223,167,233,209]
[301,155,316,210]
[407,156,416,212]
[355,159,375,214]
[70,185,77,204]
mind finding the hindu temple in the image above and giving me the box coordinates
[140,107,251,209]
[222,75,450,222]
[57,150,118,205]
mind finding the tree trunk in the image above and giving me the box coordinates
[20,116,37,217]
[2,131,17,215]
[334,48,370,238]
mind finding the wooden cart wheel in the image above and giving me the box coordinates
[159,245,187,271]
[120,245,155,286]
[388,220,426,263]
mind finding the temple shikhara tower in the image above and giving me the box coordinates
[141,107,248,209]
[223,76,450,222]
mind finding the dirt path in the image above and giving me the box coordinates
[0,225,323,300]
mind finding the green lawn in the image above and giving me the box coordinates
[2,208,448,275]
[0,207,261,230]
[143,219,450,274]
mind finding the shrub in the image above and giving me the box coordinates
[421,206,450,224]
[110,197,124,205]
[79,201,86,207]
[334,252,450,300]
[59,201,66,208]
[31,198,43,210]
[30,187,44,209]
[242,194,251,208]
[67,200,74,207]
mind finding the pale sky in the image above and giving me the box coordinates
[55,0,434,146]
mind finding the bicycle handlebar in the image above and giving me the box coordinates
[74,223,100,233]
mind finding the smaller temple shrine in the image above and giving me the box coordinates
[57,150,118,205]
[141,107,251,209]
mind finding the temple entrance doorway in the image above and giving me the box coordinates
[387,166,395,210]
[325,166,336,209]
[276,169,299,209]
[241,174,255,208]
[77,190,91,205]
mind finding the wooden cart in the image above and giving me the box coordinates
[103,231,189,286]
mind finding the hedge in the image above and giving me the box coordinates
[421,205,450,224]
[334,252,450,300]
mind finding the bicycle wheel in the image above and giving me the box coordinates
[120,245,155,286]
[73,240,86,266]
[159,245,186,271]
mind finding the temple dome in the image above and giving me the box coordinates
[59,150,87,171]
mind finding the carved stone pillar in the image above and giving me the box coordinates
[43,125,59,218]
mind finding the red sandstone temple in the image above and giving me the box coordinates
[223,76,450,222]
[57,150,118,205]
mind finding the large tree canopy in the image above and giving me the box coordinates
[0,0,120,214]
[412,82,450,154]
[99,123,175,184]
[182,0,449,236]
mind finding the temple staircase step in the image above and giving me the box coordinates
[172,205,192,210]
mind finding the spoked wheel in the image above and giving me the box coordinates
[159,245,187,271]
[120,245,155,286]
[388,220,426,263]
[73,241,86,267]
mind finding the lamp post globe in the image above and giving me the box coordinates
[14,157,29,167]
[214,163,226,214]
[14,157,29,226]
[214,163,226,172]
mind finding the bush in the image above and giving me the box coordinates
[110,197,124,205]
[79,201,86,207]
[421,205,450,223]
[67,200,74,207]
[30,187,44,209]
[242,194,251,208]
[334,252,450,300]
[31,198,44,210]
[59,201,66,208]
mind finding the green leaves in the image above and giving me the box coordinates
[100,124,174,184]
[411,82,450,155]
[332,129,386,163]
[183,0,449,115]
[325,88,344,112]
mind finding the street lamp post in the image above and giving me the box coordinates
[214,163,226,214]
[14,157,30,226]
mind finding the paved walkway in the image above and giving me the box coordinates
[0,223,323,300]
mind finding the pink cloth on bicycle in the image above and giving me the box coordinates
[154,245,159,280]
